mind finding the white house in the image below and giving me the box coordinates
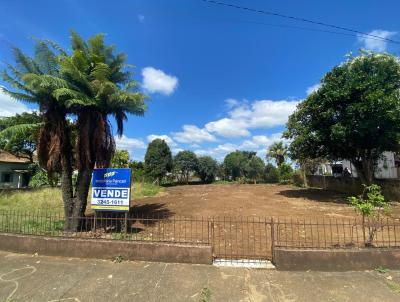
[0,150,31,188]
[342,152,399,179]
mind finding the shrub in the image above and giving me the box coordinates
[348,184,389,246]
[292,170,304,187]
[29,169,49,188]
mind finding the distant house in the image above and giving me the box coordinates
[0,150,32,188]
[313,152,400,179]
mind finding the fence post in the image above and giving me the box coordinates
[271,218,275,263]
[210,219,215,257]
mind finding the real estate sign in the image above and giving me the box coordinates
[91,168,131,212]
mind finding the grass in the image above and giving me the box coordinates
[200,287,212,302]
[0,182,163,212]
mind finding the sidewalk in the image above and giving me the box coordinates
[0,251,399,302]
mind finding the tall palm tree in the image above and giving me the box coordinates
[53,32,147,226]
[1,41,76,216]
[267,141,288,166]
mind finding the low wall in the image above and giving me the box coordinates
[306,175,400,201]
[274,247,400,271]
[0,233,212,265]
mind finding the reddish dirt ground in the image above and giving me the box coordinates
[133,183,400,219]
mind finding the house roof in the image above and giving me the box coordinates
[0,150,31,164]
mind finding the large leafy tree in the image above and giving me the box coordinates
[0,112,42,162]
[285,51,400,185]
[144,139,173,184]
[267,141,288,166]
[244,155,265,184]
[223,151,256,181]
[196,156,218,183]
[174,150,198,184]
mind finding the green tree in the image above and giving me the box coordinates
[110,150,130,168]
[174,150,198,184]
[223,151,256,181]
[2,32,147,230]
[0,112,42,162]
[264,163,280,183]
[1,40,75,225]
[348,184,389,246]
[197,156,218,183]
[55,32,146,228]
[285,51,400,185]
[144,139,172,184]
[130,161,145,182]
[278,163,293,183]
[267,141,288,166]
[244,155,265,184]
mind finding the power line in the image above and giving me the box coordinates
[200,0,400,44]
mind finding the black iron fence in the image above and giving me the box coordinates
[0,210,399,261]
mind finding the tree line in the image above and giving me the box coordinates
[110,139,297,185]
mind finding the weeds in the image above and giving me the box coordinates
[200,287,212,302]
[375,266,389,274]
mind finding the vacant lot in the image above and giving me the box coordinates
[134,184,400,219]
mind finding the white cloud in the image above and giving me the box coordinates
[358,30,397,52]
[205,118,250,137]
[0,89,32,117]
[114,135,146,151]
[204,99,297,138]
[173,125,216,144]
[252,133,282,147]
[224,98,239,109]
[137,14,145,23]
[147,134,176,147]
[306,83,321,96]
[142,67,178,95]
[247,100,298,128]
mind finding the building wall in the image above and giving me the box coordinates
[342,152,399,179]
[0,162,30,188]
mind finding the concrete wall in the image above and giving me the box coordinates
[307,175,400,201]
[274,247,400,271]
[0,233,212,265]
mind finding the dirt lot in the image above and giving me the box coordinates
[134,184,400,219]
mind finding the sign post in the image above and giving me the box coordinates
[91,168,131,212]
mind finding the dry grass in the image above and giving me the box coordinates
[0,183,163,212]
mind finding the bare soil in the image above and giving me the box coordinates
[133,183,400,219]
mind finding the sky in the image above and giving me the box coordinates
[0,0,400,161]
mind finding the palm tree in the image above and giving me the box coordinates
[267,141,288,166]
[1,41,76,218]
[2,33,147,231]
[53,32,147,226]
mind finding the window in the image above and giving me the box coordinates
[1,172,13,183]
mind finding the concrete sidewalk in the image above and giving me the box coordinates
[0,251,399,302]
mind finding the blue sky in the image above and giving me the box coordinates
[1,0,399,161]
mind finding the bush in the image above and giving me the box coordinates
[29,169,49,188]
[291,170,304,187]
[278,163,293,183]
[264,163,280,183]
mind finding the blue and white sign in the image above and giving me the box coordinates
[91,168,131,212]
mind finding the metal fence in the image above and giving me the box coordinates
[0,210,400,261]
